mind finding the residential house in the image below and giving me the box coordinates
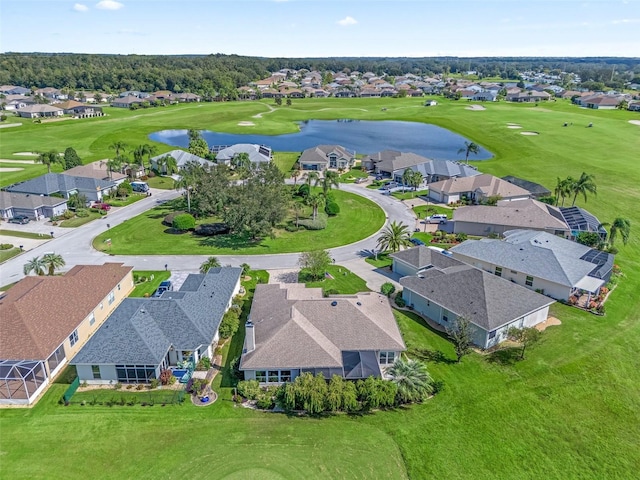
[0,264,133,405]
[390,245,458,277]
[72,268,242,385]
[0,191,68,221]
[7,173,116,202]
[450,229,614,302]
[239,283,406,384]
[65,161,127,184]
[0,85,31,95]
[16,104,63,118]
[34,87,65,100]
[428,174,531,204]
[501,176,551,199]
[398,248,554,349]
[53,100,104,118]
[472,91,498,102]
[214,144,272,166]
[111,95,145,108]
[298,145,355,171]
[453,199,570,237]
[582,95,621,109]
[559,206,608,240]
[628,101,640,112]
[150,149,215,173]
[506,91,551,102]
[174,93,201,103]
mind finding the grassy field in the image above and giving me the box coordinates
[146,175,175,189]
[0,247,21,263]
[301,264,370,294]
[0,229,52,239]
[59,211,102,228]
[129,270,171,297]
[0,97,639,478]
[93,189,385,255]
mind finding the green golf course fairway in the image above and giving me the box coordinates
[1,98,639,479]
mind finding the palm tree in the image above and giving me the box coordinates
[409,171,424,192]
[175,167,198,212]
[387,358,434,404]
[554,176,574,207]
[109,141,127,158]
[36,150,60,173]
[306,193,325,220]
[402,168,414,192]
[132,145,147,176]
[144,144,158,174]
[376,221,412,253]
[23,256,46,276]
[158,155,178,176]
[106,157,123,180]
[609,217,631,246]
[320,170,340,197]
[199,256,221,274]
[305,171,320,193]
[571,172,597,206]
[41,253,65,276]
[291,164,302,186]
[457,141,480,165]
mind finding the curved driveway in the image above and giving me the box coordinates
[0,183,417,286]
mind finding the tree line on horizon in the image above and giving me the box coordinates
[0,53,637,95]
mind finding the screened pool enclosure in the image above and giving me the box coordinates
[0,359,48,404]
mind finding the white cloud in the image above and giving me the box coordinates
[73,3,89,12]
[337,16,357,27]
[96,1,124,10]
[612,18,640,24]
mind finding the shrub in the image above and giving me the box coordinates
[240,263,251,276]
[75,208,90,218]
[196,357,212,371]
[237,379,261,400]
[159,369,174,386]
[136,384,144,391]
[256,388,276,409]
[607,246,619,255]
[284,223,300,232]
[455,232,468,242]
[381,282,396,297]
[0,243,13,250]
[193,223,230,236]
[117,181,133,198]
[218,309,240,339]
[172,213,196,232]
[162,210,186,226]
[323,288,340,297]
[62,209,75,220]
[299,213,328,230]
[297,184,310,197]
[150,378,160,389]
[114,382,122,390]
[325,201,340,216]
[395,295,406,308]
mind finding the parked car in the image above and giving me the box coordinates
[426,214,448,224]
[131,181,149,193]
[8,215,30,224]
[374,175,383,181]
[92,203,111,211]
[410,237,425,246]
[354,177,367,184]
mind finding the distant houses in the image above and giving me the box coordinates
[214,144,272,166]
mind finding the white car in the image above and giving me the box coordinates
[426,214,448,224]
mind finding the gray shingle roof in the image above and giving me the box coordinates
[429,174,531,198]
[400,265,554,331]
[7,173,114,196]
[453,199,569,231]
[240,284,405,371]
[449,230,607,288]
[390,246,459,270]
[298,145,353,166]
[0,191,67,210]
[215,144,271,164]
[150,149,214,168]
[72,267,241,365]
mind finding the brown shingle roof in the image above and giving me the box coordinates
[0,264,132,361]
[429,174,531,199]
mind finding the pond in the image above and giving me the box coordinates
[149,120,492,160]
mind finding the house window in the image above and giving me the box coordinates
[268,371,279,383]
[525,276,534,287]
[108,291,115,305]
[89,312,95,326]
[280,370,292,382]
[69,330,79,347]
[117,283,121,291]
[494,267,502,277]
[91,365,101,379]
[426,300,430,307]
[255,371,267,382]
[100,303,104,310]
[489,330,496,339]
[379,351,396,365]
[442,314,449,323]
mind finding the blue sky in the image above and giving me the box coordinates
[1,0,639,57]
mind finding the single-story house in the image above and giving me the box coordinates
[506,91,551,102]
[7,173,116,203]
[428,174,531,204]
[579,95,620,109]
[150,149,215,173]
[501,176,551,199]
[298,145,355,171]
[0,191,68,221]
[627,101,640,112]
[65,161,127,184]
[450,229,614,301]
[0,85,31,95]
[174,93,201,103]
[54,100,104,117]
[0,264,133,405]
[34,87,65,100]
[452,199,570,237]
[214,144,272,166]
[16,104,63,118]
[390,245,459,277]
[239,283,406,384]
[399,251,555,349]
[72,267,242,384]
[111,95,144,108]
[471,91,497,102]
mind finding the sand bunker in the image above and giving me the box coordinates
[507,125,522,129]
[0,159,36,164]
[520,131,539,136]
[465,105,486,111]
[237,121,255,127]
[14,152,38,156]
[506,123,520,126]
[0,167,24,172]
[0,123,21,129]
[629,120,640,126]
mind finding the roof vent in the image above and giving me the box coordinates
[356,301,362,306]
[140,308,145,313]
[331,301,338,306]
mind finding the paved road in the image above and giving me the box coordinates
[0,183,416,286]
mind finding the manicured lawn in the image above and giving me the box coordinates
[59,212,102,228]
[413,204,453,218]
[272,151,300,173]
[69,387,185,405]
[338,166,369,183]
[129,270,171,297]
[364,251,393,268]
[146,175,175,189]
[0,229,52,239]
[0,247,21,263]
[301,264,370,294]
[92,189,385,255]
[391,188,429,200]
[105,193,147,207]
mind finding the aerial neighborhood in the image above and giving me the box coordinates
[0,49,637,479]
